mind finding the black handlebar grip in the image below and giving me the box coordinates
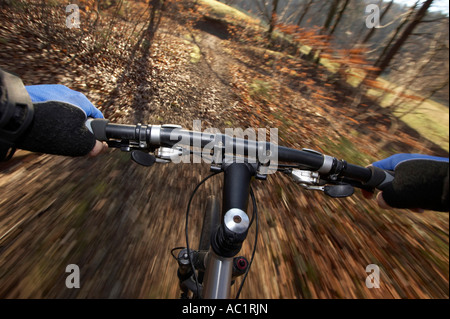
[364,166,395,190]
[87,118,110,141]
[17,101,96,157]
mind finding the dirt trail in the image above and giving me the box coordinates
[0,12,448,299]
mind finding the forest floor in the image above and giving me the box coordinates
[0,1,448,299]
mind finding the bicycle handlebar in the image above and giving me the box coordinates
[86,119,393,192]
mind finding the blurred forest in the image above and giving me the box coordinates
[0,0,448,300]
[223,0,449,106]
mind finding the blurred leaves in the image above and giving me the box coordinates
[0,0,448,299]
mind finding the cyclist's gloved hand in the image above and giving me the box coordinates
[365,154,449,212]
[17,85,107,157]
[25,84,104,119]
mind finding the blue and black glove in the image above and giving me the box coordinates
[370,154,449,212]
[15,84,105,157]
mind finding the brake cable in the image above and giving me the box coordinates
[185,171,223,298]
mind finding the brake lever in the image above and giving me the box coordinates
[131,150,156,166]
[106,139,158,166]
[323,184,354,198]
[298,183,354,198]
[290,169,355,198]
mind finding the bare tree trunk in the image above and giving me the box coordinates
[267,0,279,40]
[389,30,447,113]
[372,0,434,77]
[296,0,314,27]
[322,0,341,33]
[372,1,419,69]
[308,0,339,62]
[328,0,351,37]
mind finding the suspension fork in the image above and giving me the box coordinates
[202,162,254,299]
